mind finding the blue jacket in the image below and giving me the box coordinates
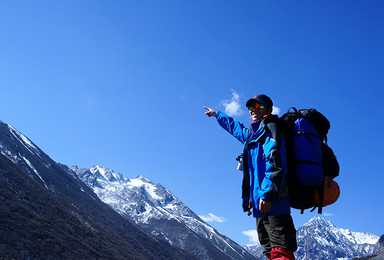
[216,111,290,218]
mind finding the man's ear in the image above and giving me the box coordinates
[267,107,273,114]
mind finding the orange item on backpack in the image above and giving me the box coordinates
[315,177,340,207]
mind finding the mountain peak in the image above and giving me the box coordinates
[0,123,194,260]
[75,166,255,260]
[305,216,335,228]
[377,235,384,254]
[89,165,124,182]
[134,175,154,184]
[293,216,380,260]
[1,123,42,160]
[379,234,384,246]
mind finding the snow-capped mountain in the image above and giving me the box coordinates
[296,217,378,260]
[353,234,384,260]
[0,121,196,259]
[2,119,380,260]
[72,165,257,260]
[243,244,265,260]
[245,216,379,260]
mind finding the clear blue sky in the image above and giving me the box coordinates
[1,1,383,246]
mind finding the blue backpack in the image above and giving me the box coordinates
[280,108,340,214]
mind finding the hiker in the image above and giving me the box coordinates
[204,94,297,260]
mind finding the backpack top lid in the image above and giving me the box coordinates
[282,108,330,141]
[298,108,330,140]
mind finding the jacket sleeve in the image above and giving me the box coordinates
[216,111,250,144]
[259,122,287,201]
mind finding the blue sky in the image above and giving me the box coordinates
[0,1,383,246]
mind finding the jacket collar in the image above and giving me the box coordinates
[250,114,272,132]
[248,120,266,144]
[250,119,262,132]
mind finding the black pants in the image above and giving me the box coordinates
[256,214,297,258]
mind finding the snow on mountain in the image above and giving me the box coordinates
[298,217,379,260]
[0,122,51,186]
[246,216,379,260]
[72,165,257,260]
[338,227,379,245]
[0,121,197,259]
[7,124,42,159]
[243,243,264,260]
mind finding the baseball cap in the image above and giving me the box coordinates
[246,94,273,109]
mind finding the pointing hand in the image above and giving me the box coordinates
[203,106,217,117]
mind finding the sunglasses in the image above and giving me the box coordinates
[248,103,265,110]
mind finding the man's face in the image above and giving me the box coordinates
[248,103,269,121]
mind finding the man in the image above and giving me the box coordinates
[204,94,297,260]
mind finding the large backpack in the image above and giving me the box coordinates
[280,108,340,214]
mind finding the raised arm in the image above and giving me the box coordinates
[203,106,249,144]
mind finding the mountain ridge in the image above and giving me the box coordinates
[72,165,257,260]
[245,216,379,260]
[0,121,197,259]
[1,119,382,260]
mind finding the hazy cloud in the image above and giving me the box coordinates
[178,87,190,100]
[221,91,281,117]
[242,230,260,245]
[221,90,244,117]
[272,106,281,115]
[199,213,227,223]
[323,212,334,217]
